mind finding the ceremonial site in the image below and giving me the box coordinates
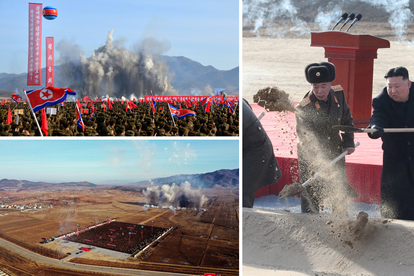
[0,181,239,275]
[0,3,239,137]
[243,0,414,275]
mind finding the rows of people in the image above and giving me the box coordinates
[0,100,239,136]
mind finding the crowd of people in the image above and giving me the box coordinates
[66,221,168,254]
[0,99,239,136]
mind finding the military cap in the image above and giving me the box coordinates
[305,62,336,83]
[125,130,135,136]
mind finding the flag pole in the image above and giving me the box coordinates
[24,90,44,137]
[168,104,176,127]
[11,101,18,112]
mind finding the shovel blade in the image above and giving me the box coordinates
[278,183,304,198]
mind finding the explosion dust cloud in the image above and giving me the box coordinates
[57,29,176,99]
[143,181,207,211]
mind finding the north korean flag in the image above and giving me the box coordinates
[76,101,85,132]
[168,104,196,119]
[25,86,76,112]
[11,93,22,104]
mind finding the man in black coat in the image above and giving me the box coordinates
[243,99,282,207]
[295,62,358,215]
[368,66,414,220]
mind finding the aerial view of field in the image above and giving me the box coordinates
[0,139,239,276]
[0,185,239,276]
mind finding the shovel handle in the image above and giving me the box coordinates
[301,141,360,188]
[360,128,414,133]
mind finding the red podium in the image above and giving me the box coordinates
[310,31,390,127]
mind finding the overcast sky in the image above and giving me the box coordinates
[0,139,239,184]
[0,0,239,74]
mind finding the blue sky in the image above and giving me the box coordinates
[0,139,239,184]
[0,0,239,74]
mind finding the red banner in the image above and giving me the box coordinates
[27,3,42,86]
[45,37,54,87]
[143,96,239,102]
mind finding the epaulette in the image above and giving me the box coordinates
[298,95,311,107]
[332,85,343,92]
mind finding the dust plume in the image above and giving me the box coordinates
[295,108,354,215]
[57,29,177,98]
[243,0,414,45]
[253,86,295,112]
[143,181,207,210]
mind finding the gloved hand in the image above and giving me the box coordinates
[368,125,384,139]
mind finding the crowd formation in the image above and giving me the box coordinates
[66,221,168,254]
[0,99,239,136]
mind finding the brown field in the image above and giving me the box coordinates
[0,186,239,275]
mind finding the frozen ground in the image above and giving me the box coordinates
[253,194,381,219]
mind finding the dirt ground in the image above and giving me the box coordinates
[0,186,238,275]
[243,36,414,103]
[243,208,414,276]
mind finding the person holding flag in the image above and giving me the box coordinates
[150,90,157,115]
[76,101,85,133]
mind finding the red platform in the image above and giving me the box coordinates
[251,104,383,204]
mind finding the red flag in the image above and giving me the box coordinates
[205,101,211,113]
[107,97,113,110]
[41,108,48,136]
[121,100,124,105]
[128,101,138,109]
[159,106,164,111]
[6,105,12,125]
[185,99,192,108]
[125,102,128,112]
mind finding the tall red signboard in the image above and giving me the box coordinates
[27,3,42,86]
[46,37,54,87]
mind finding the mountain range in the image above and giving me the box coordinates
[0,179,97,191]
[0,168,239,191]
[0,55,239,99]
[133,168,239,189]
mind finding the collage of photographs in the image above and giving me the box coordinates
[0,0,414,275]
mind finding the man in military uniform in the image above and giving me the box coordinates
[368,66,414,220]
[296,62,358,215]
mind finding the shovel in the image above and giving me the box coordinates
[332,125,414,133]
[278,141,360,198]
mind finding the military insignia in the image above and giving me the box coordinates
[299,96,311,107]
[334,96,339,104]
[316,72,321,77]
[332,85,343,92]
[315,101,321,111]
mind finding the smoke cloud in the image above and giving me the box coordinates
[143,181,207,210]
[243,0,414,45]
[57,29,177,98]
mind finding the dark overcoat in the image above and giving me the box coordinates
[243,99,282,208]
[295,85,357,213]
[369,85,414,219]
